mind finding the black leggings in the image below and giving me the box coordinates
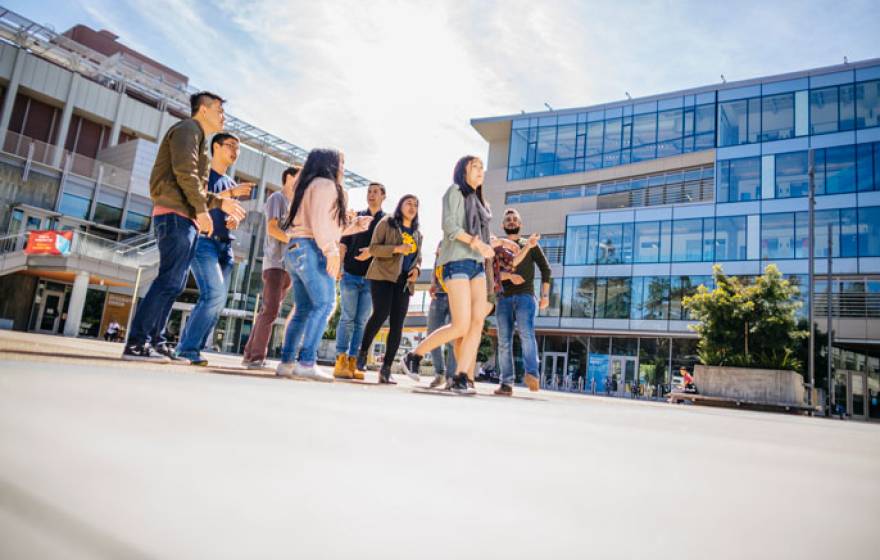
[360,279,411,369]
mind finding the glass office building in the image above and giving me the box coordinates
[472,58,880,420]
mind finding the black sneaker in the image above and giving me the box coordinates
[122,344,170,363]
[155,343,190,363]
[451,373,475,395]
[378,365,396,385]
[401,352,422,376]
[494,383,513,397]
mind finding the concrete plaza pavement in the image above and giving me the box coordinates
[0,331,878,559]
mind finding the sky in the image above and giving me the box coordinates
[8,0,880,264]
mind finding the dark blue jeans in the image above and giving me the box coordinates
[176,237,234,359]
[496,293,539,385]
[281,238,336,364]
[128,213,198,347]
[334,272,372,357]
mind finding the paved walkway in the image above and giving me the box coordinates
[1,331,878,559]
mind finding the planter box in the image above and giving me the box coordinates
[693,364,806,406]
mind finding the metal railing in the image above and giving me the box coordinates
[2,130,133,190]
[597,178,714,210]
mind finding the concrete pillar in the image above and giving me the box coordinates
[63,270,90,337]
[155,101,171,141]
[0,47,27,143]
[52,74,82,168]
[108,85,126,147]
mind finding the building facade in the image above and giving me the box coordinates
[0,8,373,358]
[472,58,880,420]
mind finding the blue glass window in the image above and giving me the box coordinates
[124,211,151,233]
[603,118,622,154]
[760,93,795,141]
[702,217,715,261]
[775,151,809,198]
[633,221,665,263]
[715,216,748,261]
[855,80,880,129]
[671,219,703,262]
[596,277,631,319]
[718,157,760,202]
[586,121,604,156]
[858,206,880,257]
[810,87,839,134]
[632,113,656,147]
[597,223,624,264]
[555,124,576,161]
[857,143,875,192]
[565,225,597,265]
[537,127,556,164]
[670,276,712,320]
[633,276,670,320]
[761,212,795,260]
[718,99,748,146]
[562,277,595,318]
[59,193,90,219]
[823,145,856,194]
[839,84,855,130]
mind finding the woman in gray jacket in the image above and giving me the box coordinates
[402,156,495,394]
[357,195,423,384]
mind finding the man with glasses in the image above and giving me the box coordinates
[123,91,246,362]
[174,132,253,365]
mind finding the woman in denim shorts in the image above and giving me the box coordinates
[402,156,495,394]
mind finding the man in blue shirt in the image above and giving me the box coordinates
[175,132,253,364]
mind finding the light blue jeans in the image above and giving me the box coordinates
[426,293,456,376]
[176,237,233,359]
[281,238,336,365]
[496,293,539,385]
[334,272,372,356]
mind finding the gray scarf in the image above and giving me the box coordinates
[463,188,492,244]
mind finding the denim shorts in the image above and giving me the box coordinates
[442,259,485,281]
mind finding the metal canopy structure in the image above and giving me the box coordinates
[0,7,372,189]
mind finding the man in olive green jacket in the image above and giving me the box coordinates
[123,91,245,363]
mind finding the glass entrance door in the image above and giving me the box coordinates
[610,356,638,396]
[36,290,65,333]
[541,352,566,390]
[849,372,868,420]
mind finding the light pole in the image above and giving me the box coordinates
[807,149,815,408]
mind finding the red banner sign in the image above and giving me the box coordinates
[24,230,73,256]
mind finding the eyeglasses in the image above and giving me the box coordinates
[221,142,240,150]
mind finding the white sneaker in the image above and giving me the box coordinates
[275,361,296,378]
[405,368,420,382]
[242,359,266,370]
[294,362,334,383]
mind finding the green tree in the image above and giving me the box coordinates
[683,264,807,371]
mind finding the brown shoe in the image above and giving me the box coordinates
[524,373,540,392]
[494,383,513,397]
[348,355,364,380]
[333,353,353,379]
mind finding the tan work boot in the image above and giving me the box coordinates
[524,373,540,392]
[348,355,364,380]
[333,353,353,379]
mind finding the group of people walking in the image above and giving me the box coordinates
[121,90,552,396]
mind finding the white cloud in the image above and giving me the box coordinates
[67,0,880,264]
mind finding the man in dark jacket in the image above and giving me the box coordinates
[494,208,552,396]
[122,91,245,362]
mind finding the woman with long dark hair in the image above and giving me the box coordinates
[275,148,371,381]
[402,156,495,394]
[356,195,423,383]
